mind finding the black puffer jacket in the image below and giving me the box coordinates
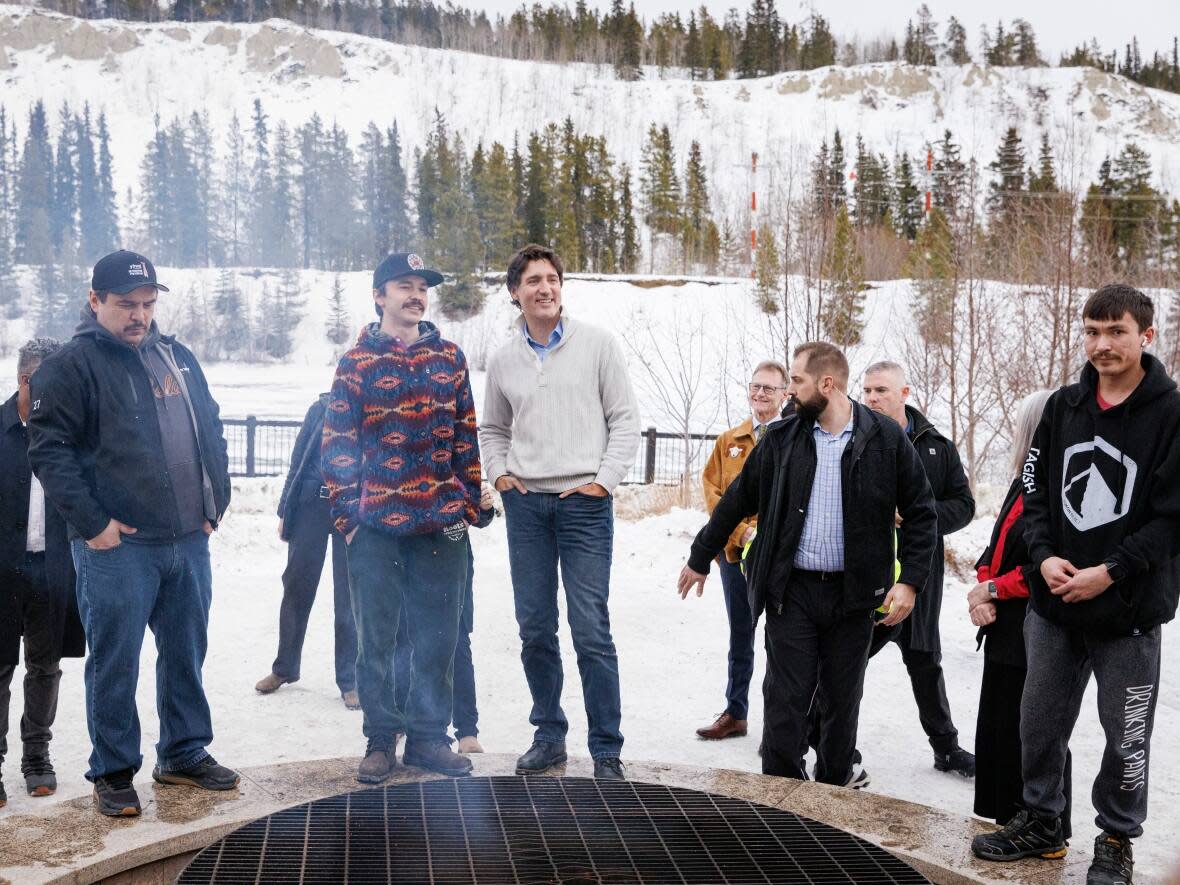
[1023,354,1180,634]
[688,401,938,620]
[26,309,230,542]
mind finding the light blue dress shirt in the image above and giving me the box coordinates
[793,414,855,572]
[524,319,564,362]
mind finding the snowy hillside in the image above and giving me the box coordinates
[3,4,1180,222]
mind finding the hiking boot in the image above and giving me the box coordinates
[934,747,976,778]
[696,712,748,740]
[593,757,626,781]
[844,762,871,790]
[254,672,292,694]
[0,777,6,809]
[357,738,395,784]
[1087,832,1133,884]
[341,689,361,710]
[404,739,473,777]
[153,756,240,790]
[457,735,484,754]
[94,769,141,817]
[23,758,57,797]
[515,740,567,775]
[972,809,1067,862]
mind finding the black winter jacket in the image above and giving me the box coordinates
[905,405,975,653]
[277,394,330,541]
[688,401,939,619]
[26,310,230,542]
[0,393,85,665]
[1023,354,1180,634]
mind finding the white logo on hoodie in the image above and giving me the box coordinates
[1061,436,1137,532]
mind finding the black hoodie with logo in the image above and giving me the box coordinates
[26,308,231,543]
[1022,353,1180,634]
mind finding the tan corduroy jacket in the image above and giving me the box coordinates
[701,417,761,563]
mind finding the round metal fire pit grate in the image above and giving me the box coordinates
[179,776,930,884]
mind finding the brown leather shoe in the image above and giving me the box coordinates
[254,672,291,694]
[696,712,748,740]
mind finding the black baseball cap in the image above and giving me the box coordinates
[372,252,444,290]
[91,250,170,295]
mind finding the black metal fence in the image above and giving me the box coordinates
[225,417,719,487]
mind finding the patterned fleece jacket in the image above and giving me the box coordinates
[322,320,481,536]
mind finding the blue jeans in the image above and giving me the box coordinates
[346,526,466,743]
[395,542,478,738]
[502,490,622,760]
[71,533,214,781]
[718,557,755,720]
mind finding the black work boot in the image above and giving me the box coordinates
[403,739,473,777]
[593,757,626,781]
[515,740,567,775]
[934,747,976,778]
[1087,832,1133,884]
[971,809,1067,861]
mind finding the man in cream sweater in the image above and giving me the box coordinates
[481,244,640,781]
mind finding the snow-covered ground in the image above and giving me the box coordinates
[1,477,1178,875]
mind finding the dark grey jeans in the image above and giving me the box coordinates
[0,554,63,772]
[1021,609,1161,838]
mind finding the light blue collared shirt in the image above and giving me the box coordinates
[793,414,855,572]
[524,319,563,362]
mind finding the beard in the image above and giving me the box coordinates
[791,391,828,420]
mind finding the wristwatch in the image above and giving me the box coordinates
[987,580,998,600]
[1103,560,1126,583]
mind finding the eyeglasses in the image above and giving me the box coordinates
[749,383,787,394]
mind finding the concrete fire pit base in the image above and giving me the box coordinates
[0,754,1143,884]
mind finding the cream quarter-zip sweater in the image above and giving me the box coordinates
[480,314,640,493]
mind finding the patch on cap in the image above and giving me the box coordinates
[128,261,148,277]
[407,254,425,270]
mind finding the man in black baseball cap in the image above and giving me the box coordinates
[26,248,237,817]
[370,252,444,318]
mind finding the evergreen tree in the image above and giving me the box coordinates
[944,16,970,63]
[269,122,297,266]
[167,117,204,266]
[188,110,217,264]
[300,114,327,267]
[685,12,703,79]
[75,107,106,263]
[614,2,643,81]
[852,135,890,227]
[223,112,247,266]
[932,129,967,217]
[325,273,353,348]
[384,122,413,252]
[1028,132,1058,193]
[987,126,1026,225]
[522,131,550,245]
[1012,19,1042,66]
[618,164,640,273]
[260,268,304,358]
[828,129,846,208]
[50,104,78,257]
[95,113,120,252]
[471,140,523,269]
[752,223,781,314]
[821,204,865,346]
[892,152,922,240]
[140,122,174,261]
[640,124,682,238]
[12,100,53,265]
[905,207,956,346]
[681,140,712,266]
[213,267,250,358]
[248,98,273,266]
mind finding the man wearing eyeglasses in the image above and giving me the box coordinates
[695,361,789,741]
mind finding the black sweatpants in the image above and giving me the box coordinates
[762,572,874,785]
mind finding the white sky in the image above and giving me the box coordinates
[472,0,1179,60]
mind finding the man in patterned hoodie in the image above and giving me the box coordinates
[322,253,482,782]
